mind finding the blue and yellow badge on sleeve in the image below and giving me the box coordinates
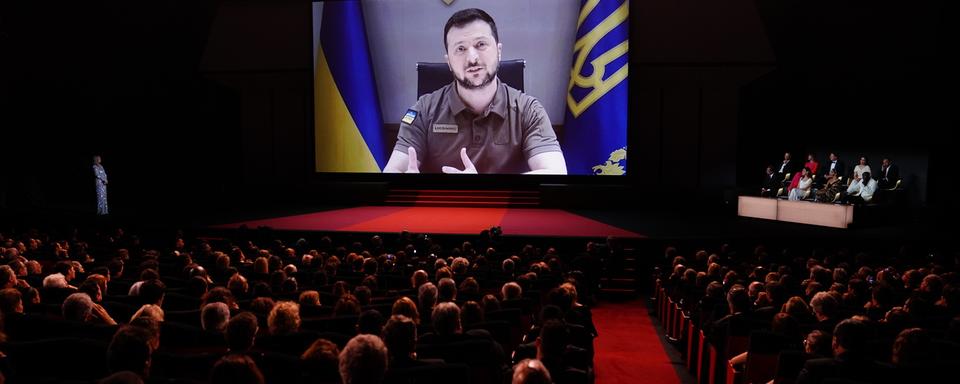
[401,109,418,125]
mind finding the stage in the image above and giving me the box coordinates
[212,206,645,238]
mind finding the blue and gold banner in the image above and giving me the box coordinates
[564,0,629,175]
[314,1,386,172]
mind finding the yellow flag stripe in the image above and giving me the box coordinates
[314,46,381,173]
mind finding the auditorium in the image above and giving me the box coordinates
[0,0,955,383]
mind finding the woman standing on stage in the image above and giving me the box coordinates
[93,155,109,215]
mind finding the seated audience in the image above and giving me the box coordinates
[788,167,813,201]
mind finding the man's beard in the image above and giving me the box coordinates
[457,64,498,90]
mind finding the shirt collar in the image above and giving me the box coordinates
[448,79,508,119]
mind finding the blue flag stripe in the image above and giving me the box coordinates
[319,1,386,168]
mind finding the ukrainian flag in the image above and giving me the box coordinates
[564,0,629,175]
[314,1,386,172]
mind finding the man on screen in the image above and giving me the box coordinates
[382,8,567,174]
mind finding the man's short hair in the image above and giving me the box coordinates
[108,325,154,377]
[892,327,933,365]
[382,315,417,360]
[443,8,498,51]
[63,292,95,322]
[418,282,438,313]
[0,288,22,315]
[227,311,259,352]
[538,319,568,360]
[357,309,384,335]
[201,302,231,332]
[55,260,75,276]
[411,269,428,289]
[726,285,751,313]
[810,291,839,318]
[431,302,462,336]
[138,279,166,306]
[302,338,341,383]
[209,354,265,384]
[0,265,16,287]
[502,282,522,300]
[42,272,70,288]
[832,318,870,355]
[512,359,552,384]
[79,279,102,301]
[438,277,457,302]
[339,334,388,384]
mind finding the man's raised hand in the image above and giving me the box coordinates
[406,146,420,173]
[442,148,478,174]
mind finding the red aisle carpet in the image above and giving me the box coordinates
[214,206,643,238]
[593,300,681,384]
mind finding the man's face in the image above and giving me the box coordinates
[784,153,791,160]
[445,20,501,90]
[882,159,890,167]
[830,153,837,161]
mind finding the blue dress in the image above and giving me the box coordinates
[94,164,109,215]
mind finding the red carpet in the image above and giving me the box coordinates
[594,300,681,384]
[214,206,642,238]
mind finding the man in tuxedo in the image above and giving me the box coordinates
[826,152,846,180]
[877,157,900,189]
[761,165,780,197]
[776,152,796,178]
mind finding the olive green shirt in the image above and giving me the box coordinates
[393,81,561,174]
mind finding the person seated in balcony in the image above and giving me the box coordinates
[852,156,871,182]
[877,157,900,189]
[804,153,820,176]
[761,165,780,197]
[788,167,813,201]
[815,169,843,203]
[842,172,878,205]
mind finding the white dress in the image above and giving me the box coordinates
[853,164,871,180]
[788,176,812,201]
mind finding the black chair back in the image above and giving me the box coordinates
[416,59,525,98]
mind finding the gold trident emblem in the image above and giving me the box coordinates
[567,0,629,118]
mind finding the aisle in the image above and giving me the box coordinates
[592,300,684,384]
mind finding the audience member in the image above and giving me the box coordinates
[338,334,388,384]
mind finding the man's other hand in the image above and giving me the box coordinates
[442,148,477,174]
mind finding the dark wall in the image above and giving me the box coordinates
[738,0,956,211]
[1,0,954,217]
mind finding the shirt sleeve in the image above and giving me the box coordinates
[392,102,428,157]
[520,98,562,159]
[862,180,878,200]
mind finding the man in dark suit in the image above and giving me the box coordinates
[796,319,891,384]
[825,152,846,181]
[776,152,797,181]
[877,157,900,189]
[761,165,780,197]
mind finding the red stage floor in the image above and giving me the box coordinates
[214,206,643,238]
